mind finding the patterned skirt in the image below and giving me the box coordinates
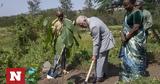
[119,33,147,82]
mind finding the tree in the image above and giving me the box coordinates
[84,0,93,10]
[112,0,123,7]
[27,0,40,15]
[94,0,112,11]
[59,0,72,16]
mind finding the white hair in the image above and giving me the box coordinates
[76,15,87,24]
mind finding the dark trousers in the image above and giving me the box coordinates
[61,47,67,70]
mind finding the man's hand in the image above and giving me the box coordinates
[92,55,96,62]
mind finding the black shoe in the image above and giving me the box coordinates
[92,77,104,83]
[143,71,150,77]
[92,77,97,83]
[96,77,104,82]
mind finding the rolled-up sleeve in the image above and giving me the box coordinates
[91,26,101,56]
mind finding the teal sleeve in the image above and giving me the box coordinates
[133,11,142,24]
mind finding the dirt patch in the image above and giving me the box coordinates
[38,63,120,84]
[38,63,160,84]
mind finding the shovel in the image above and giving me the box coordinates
[47,45,65,79]
[84,60,94,84]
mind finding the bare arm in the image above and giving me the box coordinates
[126,24,140,41]
[122,11,142,42]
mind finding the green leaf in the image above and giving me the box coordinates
[42,17,54,47]
[60,18,80,48]
[43,18,48,27]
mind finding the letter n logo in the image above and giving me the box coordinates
[6,68,25,84]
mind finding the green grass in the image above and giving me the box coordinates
[0,27,16,50]
[0,25,160,83]
[119,77,160,84]
[1,25,159,67]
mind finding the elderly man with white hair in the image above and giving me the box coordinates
[76,16,115,82]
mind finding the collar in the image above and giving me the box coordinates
[86,18,91,30]
[87,18,90,25]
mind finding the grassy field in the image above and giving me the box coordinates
[0,26,16,50]
[0,25,160,83]
[0,25,159,67]
[1,25,159,62]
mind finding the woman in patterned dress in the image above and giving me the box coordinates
[119,0,147,82]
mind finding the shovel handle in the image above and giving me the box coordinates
[57,45,66,63]
[53,45,65,72]
[85,60,94,82]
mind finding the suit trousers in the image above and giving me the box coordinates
[95,50,109,78]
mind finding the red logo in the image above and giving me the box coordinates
[6,68,25,84]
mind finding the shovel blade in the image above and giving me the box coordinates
[47,68,59,79]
